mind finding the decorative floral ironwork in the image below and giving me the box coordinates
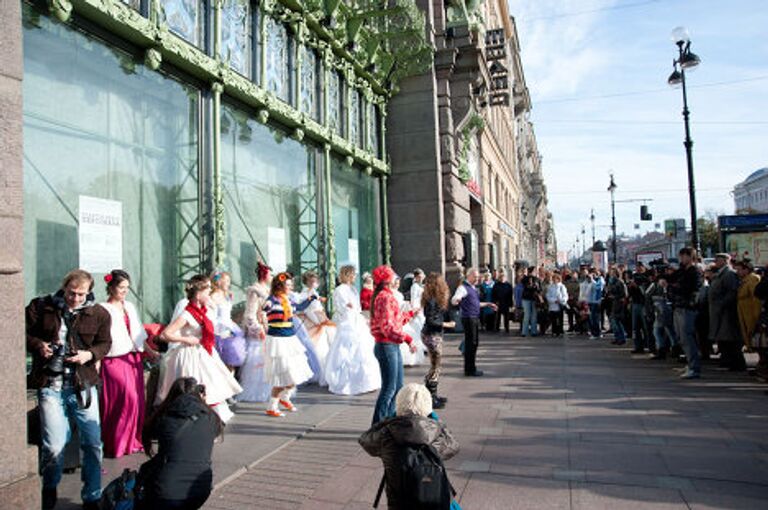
[221,0,250,76]
[265,15,288,101]
[162,0,201,46]
[349,88,360,146]
[121,0,141,10]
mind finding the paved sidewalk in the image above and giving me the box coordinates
[53,332,768,509]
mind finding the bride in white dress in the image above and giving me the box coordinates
[237,262,272,403]
[296,271,336,386]
[395,275,427,367]
[156,274,242,423]
[324,265,381,395]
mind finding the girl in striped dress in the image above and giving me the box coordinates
[262,272,317,417]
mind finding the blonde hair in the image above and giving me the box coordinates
[339,265,356,283]
[61,269,94,291]
[395,383,433,417]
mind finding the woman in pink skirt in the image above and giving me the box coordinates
[99,269,157,458]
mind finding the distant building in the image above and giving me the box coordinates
[733,168,768,213]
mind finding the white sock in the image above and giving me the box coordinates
[279,388,291,402]
[268,397,279,411]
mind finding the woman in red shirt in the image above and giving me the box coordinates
[369,265,417,424]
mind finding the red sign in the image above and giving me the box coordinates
[467,179,482,199]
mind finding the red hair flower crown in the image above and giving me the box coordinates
[104,274,113,283]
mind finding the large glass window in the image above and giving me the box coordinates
[367,101,379,156]
[220,103,320,303]
[23,6,200,322]
[328,71,342,135]
[265,16,289,102]
[331,158,382,284]
[220,0,250,76]
[162,0,205,47]
[349,88,360,147]
[299,45,318,120]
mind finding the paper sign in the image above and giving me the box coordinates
[268,227,287,272]
[78,195,123,273]
[348,238,359,270]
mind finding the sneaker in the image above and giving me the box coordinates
[42,488,57,510]
[679,370,701,380]
[265,409,285,417]
[279,400,298,412]
[630,349,645,354]
[649,352,666,360]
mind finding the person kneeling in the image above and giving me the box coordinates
[359,383,460,510]
[138,377,223,510]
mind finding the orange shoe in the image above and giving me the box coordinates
[279,400,298,412]
[265,409,285,418]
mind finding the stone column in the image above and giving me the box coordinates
[0,1,40,508]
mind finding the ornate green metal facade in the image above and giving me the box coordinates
[40,0,430,286]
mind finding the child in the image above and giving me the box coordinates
[262,272,316,417]
[237,261,271,402]
[360,272,374,319]
[209,271,246,371]
[295,270,336,386]
[359,383,459,510]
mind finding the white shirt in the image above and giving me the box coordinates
[545,283,569,312]
[451,284,468,306]
[99,301,147,357]
[333,283,360,322]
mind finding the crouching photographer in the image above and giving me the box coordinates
[26,269,112,510]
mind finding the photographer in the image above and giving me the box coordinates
[26,269,112,510]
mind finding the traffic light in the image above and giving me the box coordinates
[640,205,652,221]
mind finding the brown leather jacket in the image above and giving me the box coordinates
[26,294,112,390]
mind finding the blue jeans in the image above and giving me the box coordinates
[38,385,102,503]
[588,303,602,337]
[521,299,538,336]
[372,343,404,424]
[631,303,647,350]
[674,308,701,374]
[653,321,678,351]
[610,315,626,342]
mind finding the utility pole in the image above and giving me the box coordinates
[590,208,596,247]
[608,174,617,264]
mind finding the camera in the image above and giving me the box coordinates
[44,343,74,375]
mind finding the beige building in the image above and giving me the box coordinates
[386,0,553,284]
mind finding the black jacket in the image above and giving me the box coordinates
[669,264,702,309]
[422,299,446,335]
[141,394,220,505]
[359,415,459,510]
[491,281,514,311]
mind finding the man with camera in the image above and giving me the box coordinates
[26,269,112,510]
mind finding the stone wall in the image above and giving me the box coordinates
[0,1,40,507]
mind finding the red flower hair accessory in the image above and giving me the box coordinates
[372,265,396,286]
[277,273,288,282]
[104,274,113,283]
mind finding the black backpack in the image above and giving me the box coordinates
[374,443,455,509]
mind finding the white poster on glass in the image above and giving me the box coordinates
[268,227,287,272]
[78,195,123,273]
[348,238,359,271]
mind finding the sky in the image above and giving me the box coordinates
[506,0,768,257]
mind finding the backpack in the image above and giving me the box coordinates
[374,443,456,510]
[100,468,141,510]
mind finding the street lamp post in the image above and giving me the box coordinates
[590,209,596,246]
[581,225,586,255]
[667,26,701,252]
[608,174,617,263]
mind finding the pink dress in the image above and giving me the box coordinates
[99,301,147,458]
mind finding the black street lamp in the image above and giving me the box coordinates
[590,208,596,246]
[667,26,701,252]
[608,174,617,263]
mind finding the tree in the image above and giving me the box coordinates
[697,211,722,257]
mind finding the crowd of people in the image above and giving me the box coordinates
[28,248,768,509]
[26,262,462,509]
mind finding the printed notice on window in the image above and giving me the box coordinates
[348,238,359,271]
[78,195,123,273]
[268,227,287,272]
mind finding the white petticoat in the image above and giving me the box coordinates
[155,343,243,407]
[237,337,271,402]
[324,313,382,395]
[263,334,314,388]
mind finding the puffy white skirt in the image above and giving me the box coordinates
[155,344,243,407]
[401,317,427,366]
[237,337,271,403]
[325,313,381,395]
[263,334,314,388]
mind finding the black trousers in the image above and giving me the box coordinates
[462,317,480,375]
[549,310,564,335]
[495,308,511,333]
[483,312,497,332]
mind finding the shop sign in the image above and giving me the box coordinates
[498,219,515,237]
[484,28,510,106]
[267,226,287,272]
[78,195,122,273]
[467,179,482,200]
